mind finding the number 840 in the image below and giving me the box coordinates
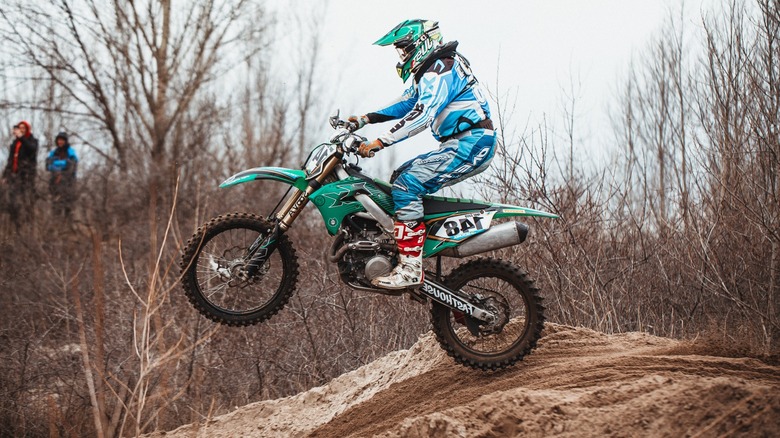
[443,216,484,237]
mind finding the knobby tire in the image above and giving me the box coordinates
[430,258,545,371]
[180,213,299,326]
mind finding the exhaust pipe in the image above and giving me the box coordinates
[437,221,528,258]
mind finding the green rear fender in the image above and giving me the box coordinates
[423,200,558,257]
[496,203,558,219]
[220,167,308,191]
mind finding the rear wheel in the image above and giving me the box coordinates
[430,258,545,371]
[180,213,299,326]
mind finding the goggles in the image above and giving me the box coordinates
[394,41,415,63]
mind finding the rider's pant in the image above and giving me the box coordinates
[391,128,496,221]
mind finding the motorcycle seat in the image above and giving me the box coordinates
[422,196,491,215]
[344,165,491,216]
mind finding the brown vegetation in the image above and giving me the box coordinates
[147,324,780,438]
[477,0,779,354]
[0,0,777,436]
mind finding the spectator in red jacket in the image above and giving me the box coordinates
[3,121,39,229]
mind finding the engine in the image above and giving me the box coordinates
[329,213,397,291]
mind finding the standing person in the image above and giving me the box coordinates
[45,132,79,219]
[348,20,496,289]
[2,121,39,229]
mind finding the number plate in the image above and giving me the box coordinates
[304,143,337,177]
[433,212,495,240]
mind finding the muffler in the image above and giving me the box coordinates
[437,221,528,258]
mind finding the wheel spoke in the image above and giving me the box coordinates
[205,282,229,299]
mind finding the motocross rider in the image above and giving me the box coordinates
[350,19,496,289]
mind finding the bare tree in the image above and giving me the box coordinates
[0,0,263,173]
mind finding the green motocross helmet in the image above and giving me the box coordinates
[374,19,443,83]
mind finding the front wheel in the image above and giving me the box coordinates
[430,258,545,371]
[180,213,299,326]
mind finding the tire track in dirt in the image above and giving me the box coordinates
[310,325,779,437]
[150,324,780,438]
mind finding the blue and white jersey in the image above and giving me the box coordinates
[46,146,78,172]
[369,45,491,146]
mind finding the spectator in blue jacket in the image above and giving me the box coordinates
[45,132,78,219]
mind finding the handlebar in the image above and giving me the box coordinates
[343,132,366,155]
[329,120,366,155]
[345,120,359,133]
[328,112,367,155]
[335,118,360,133]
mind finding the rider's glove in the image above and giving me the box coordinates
[357,139,385,158]
[348,115,369,131]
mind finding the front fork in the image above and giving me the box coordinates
[245,186,309,276]
[245,155,342,277]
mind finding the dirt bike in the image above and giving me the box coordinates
[179,111,558,371]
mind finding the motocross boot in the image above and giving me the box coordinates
[372,220,426,289]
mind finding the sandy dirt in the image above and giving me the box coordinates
[150,324,780,437]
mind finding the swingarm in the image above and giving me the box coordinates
[418,278,497,324]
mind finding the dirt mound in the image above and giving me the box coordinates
[151,324,780,437]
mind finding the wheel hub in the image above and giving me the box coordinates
[223,259,270,287]
[473,295,510,335]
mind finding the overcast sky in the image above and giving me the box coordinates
[273,0,719,179]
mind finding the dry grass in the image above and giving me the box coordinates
[0,0,777,436]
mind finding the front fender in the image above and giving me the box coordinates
[220,167,308,190]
